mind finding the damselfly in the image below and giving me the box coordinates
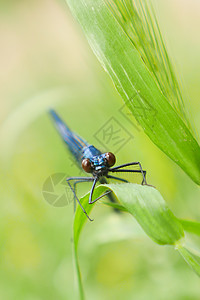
[50,110,148,221]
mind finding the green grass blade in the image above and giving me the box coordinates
[104,204,200,238]
[179,219,200,237]
[105,183,184,245]
[73,183,200,297]
[177,246,200,277]
[65,0,200,184]
[104,0,191,129]
[74,184,184,250]
[103,206,200,238]
[73,248,84,300]
[73,186,106,300]
[101,201,128,212]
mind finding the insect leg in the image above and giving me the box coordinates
[89,177,111,204]
[106,174,129,183]
[109,162,147,185]
[67,177,94,221]
[73,179,91,211]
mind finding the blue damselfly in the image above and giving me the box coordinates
[49,110,148,221]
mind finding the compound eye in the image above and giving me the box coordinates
[82,158,92,173]
[105,152,116,167]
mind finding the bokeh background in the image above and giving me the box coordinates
[1,0,200,299]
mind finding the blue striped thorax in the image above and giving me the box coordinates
[82,145,102,160]
[82,146,107,172]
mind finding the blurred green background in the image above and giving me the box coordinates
[1,0,200,299]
